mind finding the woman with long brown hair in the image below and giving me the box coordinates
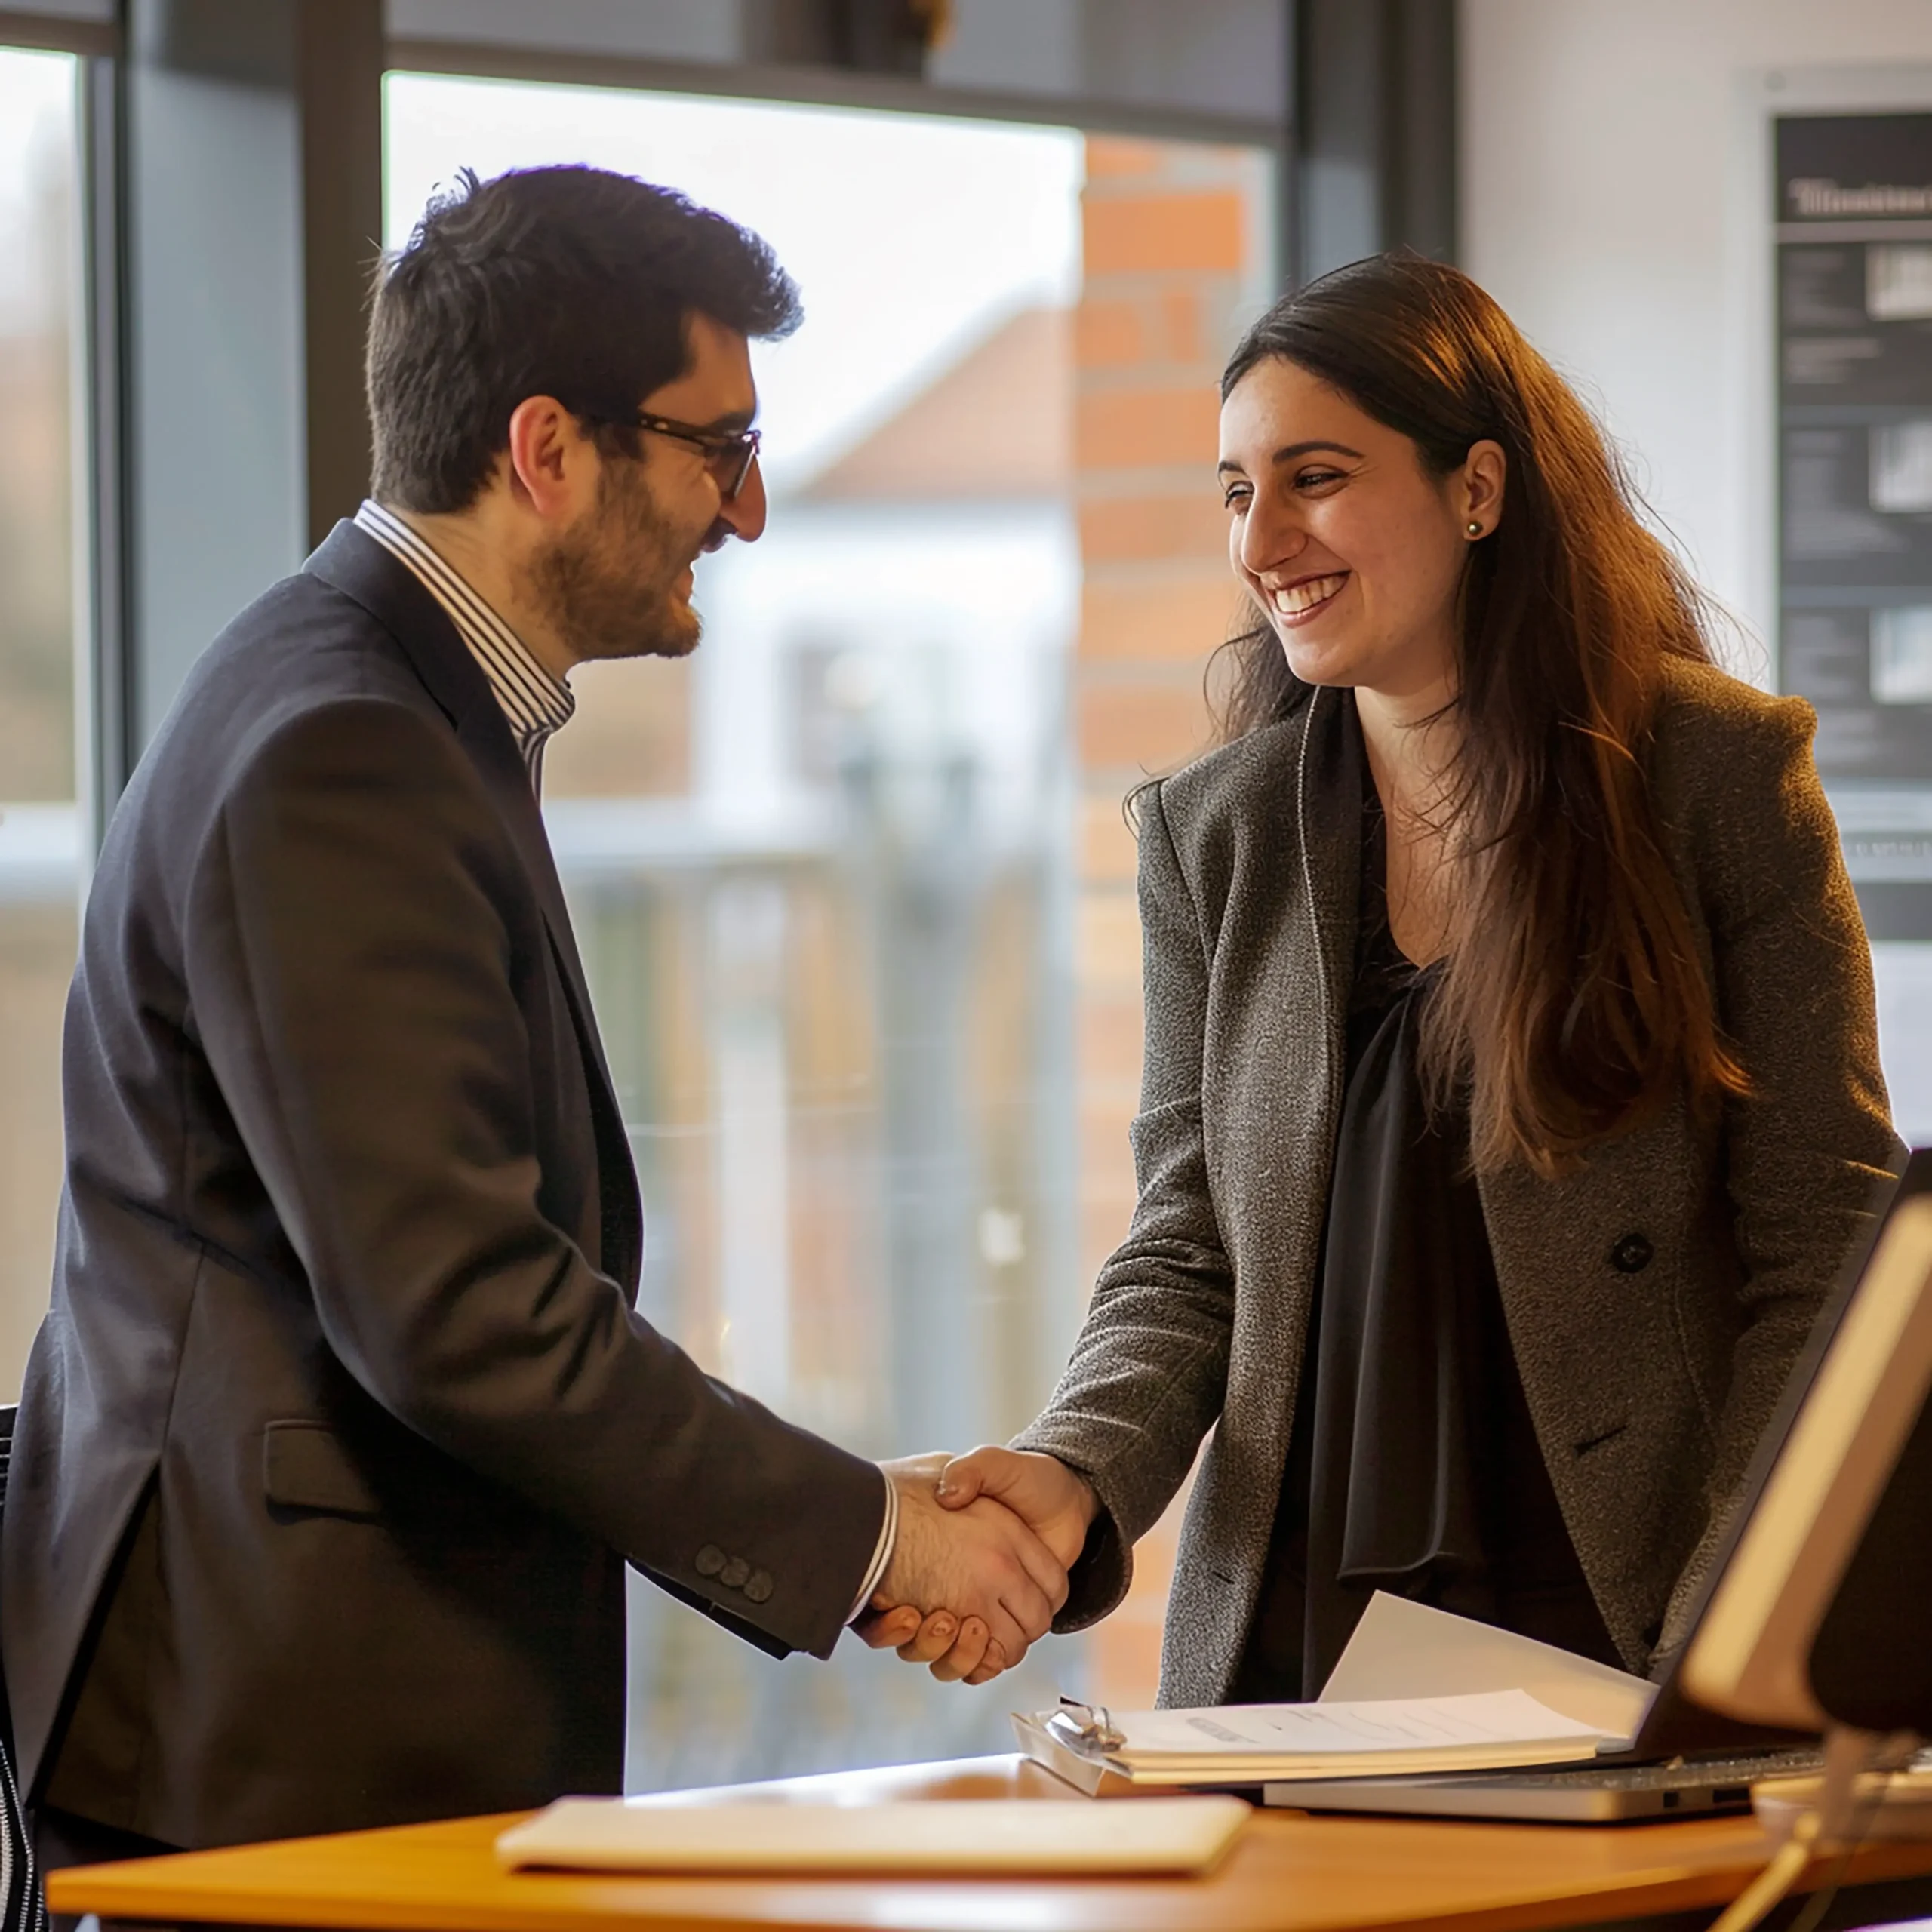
[883,251,1902,1700]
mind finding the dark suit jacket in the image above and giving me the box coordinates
[1,521,886,1850]
[1015,657,1905,1705]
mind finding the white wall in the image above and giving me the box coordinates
[1461,0,1932,1142]
[1462,0,1932,645]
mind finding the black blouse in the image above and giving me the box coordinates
[1230,795,1621,1703]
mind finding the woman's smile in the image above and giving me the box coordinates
[1265,570,1352,625]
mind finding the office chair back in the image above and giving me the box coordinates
[0,1404,46,1932]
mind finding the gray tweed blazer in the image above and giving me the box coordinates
[1015,656,1903,1706]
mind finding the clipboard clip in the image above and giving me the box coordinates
[1050,1695,1124,1753]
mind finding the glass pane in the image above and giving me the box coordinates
[384,74,1275,1786]
[0,46,82,1398]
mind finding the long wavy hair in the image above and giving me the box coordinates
[1215,251,1746,1177]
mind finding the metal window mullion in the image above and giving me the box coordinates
[78,45,134,852]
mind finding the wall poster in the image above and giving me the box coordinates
[1777,112,1932,940]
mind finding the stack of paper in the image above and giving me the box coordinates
[1017,1592,1657,1794]
[1021,1689,1608,1790]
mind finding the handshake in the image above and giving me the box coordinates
[857,1447,1100,1686]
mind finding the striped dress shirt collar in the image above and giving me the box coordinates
[353,499,574,793]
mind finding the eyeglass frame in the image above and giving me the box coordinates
[577,405,762,500]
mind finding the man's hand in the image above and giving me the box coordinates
[854,1453,1069,1685]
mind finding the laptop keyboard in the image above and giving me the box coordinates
[1466,1749,1825,1793]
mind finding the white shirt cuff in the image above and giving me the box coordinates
[848,1466,900,1624]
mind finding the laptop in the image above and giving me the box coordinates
[1260,1150,1932,1824]
[1259,1741,1824,1823]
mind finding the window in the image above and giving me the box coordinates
[384,72,1274,1786]
[0,45,82,1398]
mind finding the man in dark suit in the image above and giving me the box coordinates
[4,165,1066,1869]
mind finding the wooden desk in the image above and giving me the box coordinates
[48,1753,1932,1932]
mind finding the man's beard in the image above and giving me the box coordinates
[527,459,709,663]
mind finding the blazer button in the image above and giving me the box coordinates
[744,1570,774,1604]
[695,1544,727,1577]
[1610,1233,1654,1275]
[719,1556,751,1589]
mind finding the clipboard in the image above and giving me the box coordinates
[1011,1700,1226,1798]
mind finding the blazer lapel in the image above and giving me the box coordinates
[1266,685,1362,1398]
[303,520,641,1284]
[1209,686,1363,1343]
[1294,685,1365,1110]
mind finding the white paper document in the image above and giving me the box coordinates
[1015,1594,1658,1792]
[1319,1592,1656,1746]
[1098,1688,1607,1780]
[496,1795,1251,1875]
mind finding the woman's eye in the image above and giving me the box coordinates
[1222,483,1251,512]
[1294,467,1346,491]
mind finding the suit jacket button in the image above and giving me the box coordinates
[744,1570,774,1604]
[1611,1233,1654,1274]
[719,1556,751,1589]
[695,1544,727,1577]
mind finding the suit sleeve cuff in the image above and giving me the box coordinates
[847,1466,898,1623]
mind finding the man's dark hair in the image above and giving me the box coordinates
[366,165,801,512]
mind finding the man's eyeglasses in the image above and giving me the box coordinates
[587,408,762,500]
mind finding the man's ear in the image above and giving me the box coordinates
[504,395,596,520]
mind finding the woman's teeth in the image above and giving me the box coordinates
[1272,573,1348,618]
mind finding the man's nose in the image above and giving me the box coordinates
[713,456,768,545]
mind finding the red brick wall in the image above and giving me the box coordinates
[1074,134,1269,1707]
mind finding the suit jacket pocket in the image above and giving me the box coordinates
[263,1420,382,1518]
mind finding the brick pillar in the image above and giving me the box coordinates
[1073,135,1266,1707]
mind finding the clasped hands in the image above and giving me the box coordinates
[858,1447,1097,1686]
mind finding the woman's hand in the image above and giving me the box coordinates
[881,1447,1099,1684]
[853,1449,1069,1684]
[937,1446,1098,1567]
[855,1447,1100,1686]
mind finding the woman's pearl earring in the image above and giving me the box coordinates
[1466,521,1484,537]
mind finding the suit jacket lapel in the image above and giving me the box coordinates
[302,520,640,1283]
[446,704,641,1291]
